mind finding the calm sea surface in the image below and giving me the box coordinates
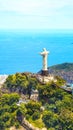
[0,31,73,74]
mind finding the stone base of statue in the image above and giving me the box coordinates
[37,74,56,84]
[41,70,49,76]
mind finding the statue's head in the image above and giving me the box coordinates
[43,48,46,51]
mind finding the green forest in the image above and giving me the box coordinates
[0,73,73,130]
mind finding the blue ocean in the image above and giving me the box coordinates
[0,31,73,74]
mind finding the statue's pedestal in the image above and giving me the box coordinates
[41,70,49,76]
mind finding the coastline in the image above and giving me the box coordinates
[0,74,8,87]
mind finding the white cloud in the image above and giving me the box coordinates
[0,0,69,15]
[0,0,73,17]
[0,0,73,29]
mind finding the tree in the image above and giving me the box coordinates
[25,101,41,119]
[0,93,20,129]
[59,109,73,130]
[42,110,59,129]
[0,93,20,106]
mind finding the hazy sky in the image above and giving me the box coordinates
[0,0,73,30]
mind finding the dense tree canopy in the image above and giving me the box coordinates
[2,72,73,130]
[4,73,38,98]
[0,93,19,129]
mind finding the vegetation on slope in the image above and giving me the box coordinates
[0,93,20,129]
[49,63,73,83]
[49,63,73,71]
[0,72,73,130]
[3,73,38,98]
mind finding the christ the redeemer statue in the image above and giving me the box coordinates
[40,48,49,76]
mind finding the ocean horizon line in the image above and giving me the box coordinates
[1,29,73,34]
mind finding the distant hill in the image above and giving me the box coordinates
[49,63,73,83]
[49,63,73,71]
